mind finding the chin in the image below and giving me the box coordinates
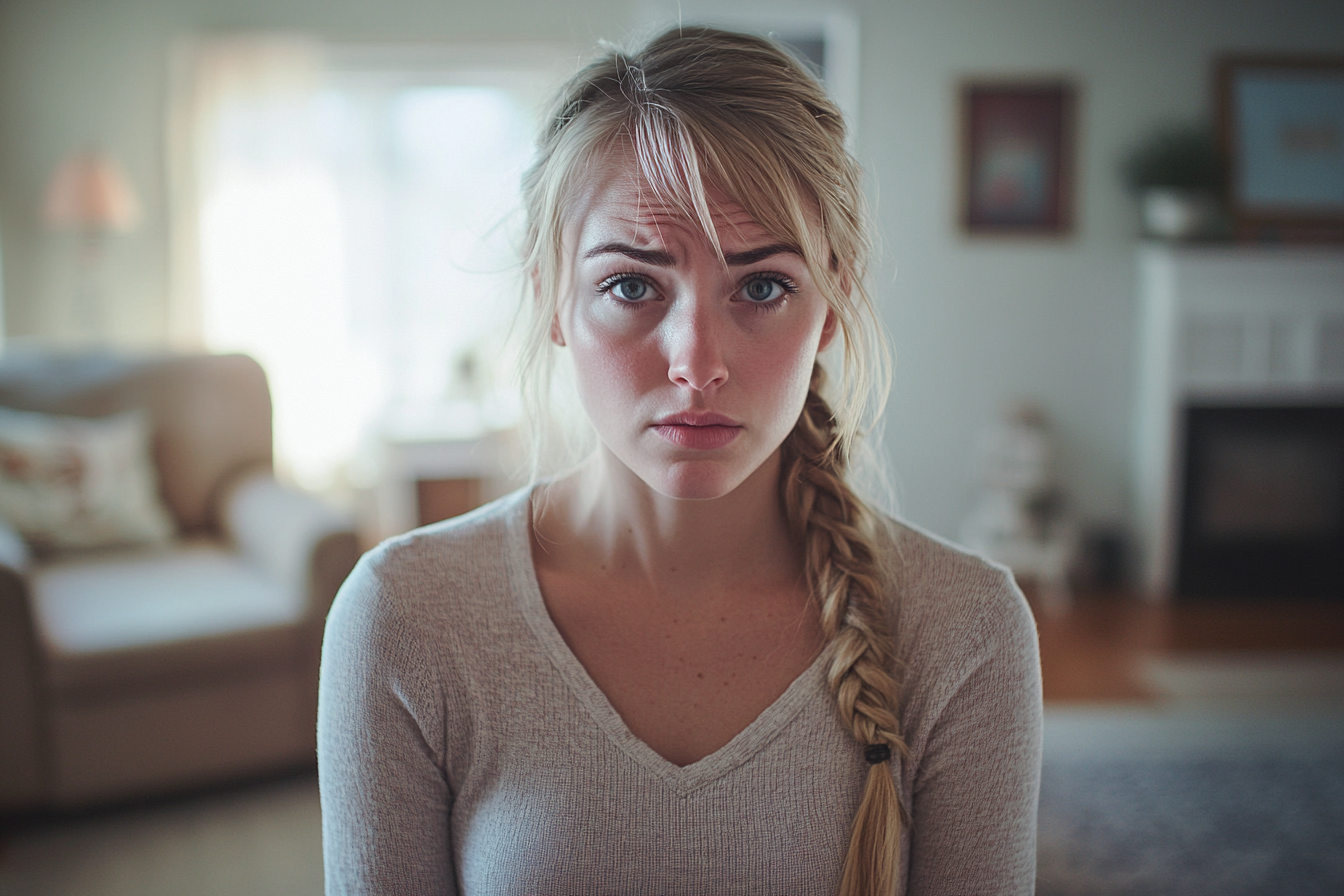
[647,460,753,502]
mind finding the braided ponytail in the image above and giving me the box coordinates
[782,364,907,896]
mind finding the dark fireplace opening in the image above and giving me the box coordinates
[1177,403,1344,599]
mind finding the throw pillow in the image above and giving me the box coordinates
[0,407,176,551]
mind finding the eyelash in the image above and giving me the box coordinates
[596,272,655,305]
[738,272,798,311]
[594,271,799,312]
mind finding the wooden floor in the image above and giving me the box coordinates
[1027,588,1344,703]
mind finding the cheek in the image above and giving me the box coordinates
[773,350,819,430]
[743,323,822,405]
[565,312,658,412]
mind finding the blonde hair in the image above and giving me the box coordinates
[519,26,906,895]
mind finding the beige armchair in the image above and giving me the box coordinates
[0,351,359,812]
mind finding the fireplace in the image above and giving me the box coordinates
[1132,245,1344,600]
[1176,402,1344,598]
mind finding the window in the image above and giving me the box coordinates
[173,38,569,491]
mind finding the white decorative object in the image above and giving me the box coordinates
[1131,244,1344,598]
[0,408,175,551]
[1141,189,1219,241]
[960,402,1078,611]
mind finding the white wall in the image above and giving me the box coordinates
[2,0,1343,551]
[861,0,1344,542]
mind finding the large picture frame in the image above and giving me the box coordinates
[959,79,1076,236]
[636,1,861,131]
[1218,56,1344,242]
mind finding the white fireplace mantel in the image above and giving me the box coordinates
[1131,244,1344,598]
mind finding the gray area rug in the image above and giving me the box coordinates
[1037,705,1344,896]
[1037,754,1344,896]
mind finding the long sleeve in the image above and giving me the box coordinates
[907,580,1042,894]
[883,528,1044,896]
[318,554,457,895]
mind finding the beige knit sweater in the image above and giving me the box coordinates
[318,486,1042,895]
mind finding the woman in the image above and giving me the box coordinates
[319,26,1042,896]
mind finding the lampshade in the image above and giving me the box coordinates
[43,152,141,232]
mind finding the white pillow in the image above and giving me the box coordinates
[0,407,176,551]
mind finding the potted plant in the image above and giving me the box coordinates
[1122,124,1227,240]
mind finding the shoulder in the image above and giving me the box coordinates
[361,485,530,585]
[872,514,1037,675]
[872,516,1042,780]
[325,486,533,652]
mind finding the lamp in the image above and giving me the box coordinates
[42,151,141,343]
[43,152,141,233]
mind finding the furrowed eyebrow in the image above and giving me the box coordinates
[582,241,803,267]
[582,242,676,266]
[723,243,803,266]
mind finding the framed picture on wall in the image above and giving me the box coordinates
[637,1,861,129]
[1218,56,1344,242]
[959,80,1076,236]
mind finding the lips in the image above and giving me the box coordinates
[651,412,743,450]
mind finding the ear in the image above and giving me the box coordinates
[533,266,567,347]
[817,307,838,352]
[817,267,852,352]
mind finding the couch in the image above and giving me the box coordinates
[0,350,359,812]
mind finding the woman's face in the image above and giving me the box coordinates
[554,153,836,501]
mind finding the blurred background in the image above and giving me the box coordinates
[1,1,1342,894]
[0,0,1340,548]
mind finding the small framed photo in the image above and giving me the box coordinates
[959,79,1076,236]
[1218,56,1344,241]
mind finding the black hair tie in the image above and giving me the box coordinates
[863,743,892,765]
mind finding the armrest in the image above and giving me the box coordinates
[0,515,30,573]
[0,518,44,810]
[221,472,359,617]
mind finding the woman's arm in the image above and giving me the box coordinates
[905,573,1043,895]
[318,555,457,895]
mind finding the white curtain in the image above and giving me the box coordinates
[169,36,379,490]
[169,36,557,492]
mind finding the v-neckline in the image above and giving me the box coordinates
[503,487,829,796]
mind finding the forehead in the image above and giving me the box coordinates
[566,150,778,252]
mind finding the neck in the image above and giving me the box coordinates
[535,447,802,598]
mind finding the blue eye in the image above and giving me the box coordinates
[739,277,791,304]
[606,276,652,302]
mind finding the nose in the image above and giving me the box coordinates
[664,300,728,392]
